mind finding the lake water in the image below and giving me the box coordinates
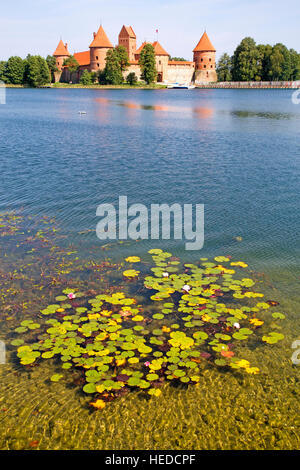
[1,89,300,274]
[0,88,299,450]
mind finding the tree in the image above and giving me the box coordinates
[46,55,58,83]
[63,55,79,74]
[257,44,273,81]
[104,49,123,85]
[169,57,187,61]
[5,56,25,84]
[270,44,291,80]
[80,69,92,85]
[126,72,138,86]
[97,69,107,85]
[37,56,51,84]
[90,72,98,84]
[25,55,50,87]
[139,44,157,84]
[232,37,262,81]
[0,61,7,83]
[289,49,300,80]
[115,45,130,72]
[216,53,232,81]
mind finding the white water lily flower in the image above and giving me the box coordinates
[233,322,240,329]
[162,272,169,278]
[183,285,191,292]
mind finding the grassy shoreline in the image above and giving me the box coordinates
[4,83,167,90]
[4,83,298,90]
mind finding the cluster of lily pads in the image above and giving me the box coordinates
[12,250,285,409]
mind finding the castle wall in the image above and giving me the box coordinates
[166,64,195,84]
[124,62,195,84]
[123,64,142,81]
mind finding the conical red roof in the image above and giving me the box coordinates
[135,41,169,56]
[53,40,70,57]
[193,32,216,52]
[90,25,113,48]
[152,41,169,56]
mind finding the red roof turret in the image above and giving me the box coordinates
[193,32,216,52]
[53,39,70,57]
[90,25,113,48]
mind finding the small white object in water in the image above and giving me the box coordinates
[233,322,241,329]
[183,285,191,292]
[162,272,169,278]
[78,111,87,115]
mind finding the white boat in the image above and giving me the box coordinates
[167,83,195,89]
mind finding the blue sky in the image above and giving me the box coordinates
[0,0,299,60]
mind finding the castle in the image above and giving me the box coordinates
[53,25,217,84]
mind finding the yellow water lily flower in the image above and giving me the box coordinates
[197,298,208,305]
[245,367,260,375]
[88,313,101,320]
[162,326,171,333]
[90,399,106,410]
[249,318,264,326]
[125,256,141,263]
[202,314,212,322]
[190,376,200,382]
[56,308,65,313]
[235,359,250,369]
[231,261,248,268]
[101,310,112,317]
[116,358,126,367]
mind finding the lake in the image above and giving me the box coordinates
[0,88,299,450]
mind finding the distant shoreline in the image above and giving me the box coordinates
[4,82,300,90]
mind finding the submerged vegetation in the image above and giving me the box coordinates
[2,212,285,411]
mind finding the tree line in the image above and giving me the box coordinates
[4,37,297,86]
[0,55,58,86]
[0,44,158,86]
[217,37,300,82]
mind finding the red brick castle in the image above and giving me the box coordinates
[53,25,217,84]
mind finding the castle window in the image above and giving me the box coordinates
[159,60,161,65]
[96,56,98,60]
[97,63,99,67]
[201,58,203,62]
[211,65,213,68]
[209,58,211,62]
[204,65,206,68]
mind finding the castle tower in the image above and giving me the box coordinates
[118,26,136,62]
[89,25,113,72]
[193,32,217,83]
[53,40,71,70]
